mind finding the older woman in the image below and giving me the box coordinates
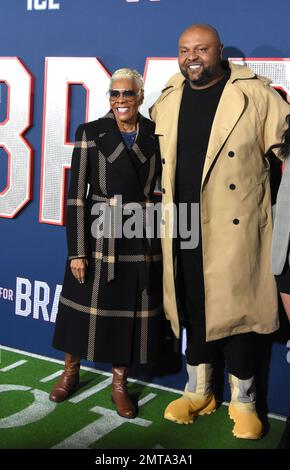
[50,69,164,419]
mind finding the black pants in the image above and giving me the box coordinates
[275,262,290,294]
[186,323,260,380]
[177,213,261,381]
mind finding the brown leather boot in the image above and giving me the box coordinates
[111,366,137,419]
[49,353,80,402]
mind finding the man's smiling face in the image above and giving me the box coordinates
[178,26,224,89]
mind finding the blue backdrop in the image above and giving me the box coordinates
[0,0,289,416]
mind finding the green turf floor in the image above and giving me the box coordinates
[0,347,285,449]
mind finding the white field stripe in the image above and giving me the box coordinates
[0,345,287,422]
[267,413,287,422]
[53,393,155,449]
[138,393,156,407]
[0,360,27,372]
[0,345,181,393]
[69,377,114,403]
[40,370,63,383]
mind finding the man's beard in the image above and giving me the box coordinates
[181,63,222,87]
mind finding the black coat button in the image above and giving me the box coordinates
[228,151,235,157]
[229,184,236,190]
[233,219,240,225]
[162,158,165,164]
[162,188,166,194]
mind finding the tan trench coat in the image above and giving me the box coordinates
[150,63,290,341]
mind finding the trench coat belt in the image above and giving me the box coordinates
[90,193,152,285]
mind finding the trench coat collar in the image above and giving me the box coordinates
[95,111,156,165]
[158,62,258,94]
[201,63,258,185]
[94,111,156,200]
[153,62,260,186]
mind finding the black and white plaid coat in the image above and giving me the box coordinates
[53,112,166,365]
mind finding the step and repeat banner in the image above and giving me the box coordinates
[0,0,290,415]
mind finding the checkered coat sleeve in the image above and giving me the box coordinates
[66,124,90,260]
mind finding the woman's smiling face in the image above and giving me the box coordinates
[109,78,143,125]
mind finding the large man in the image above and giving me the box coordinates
[150,24,290,439]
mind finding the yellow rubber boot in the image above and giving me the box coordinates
[164,363,216,424]
[164,387,216,424]
[228,374,262,440]
[228,402,262,439]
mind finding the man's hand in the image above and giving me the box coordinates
[70,258,88,284]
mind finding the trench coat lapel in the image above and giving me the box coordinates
[154,87,184,162]
[94,112,126,164]
[131,115,156,167]
[95,112,155,199]
[201,82,246,186]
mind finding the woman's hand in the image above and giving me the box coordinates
[70,258,88,284]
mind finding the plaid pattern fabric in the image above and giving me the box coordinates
[53,113,167,365]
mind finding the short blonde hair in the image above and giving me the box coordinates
[110,68,144,92]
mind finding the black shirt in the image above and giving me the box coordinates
[176,72,230,323]
[176,72,230,203]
